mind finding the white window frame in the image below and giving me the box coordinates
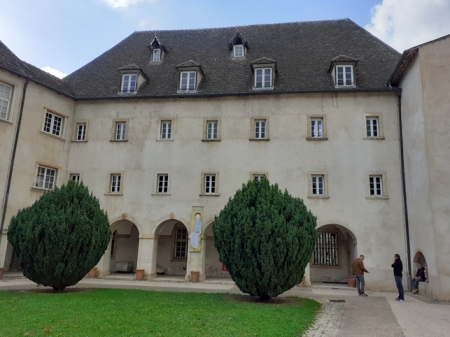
[116,122,126,140]
[308,172,329,199]
[110,174,122,193]
[202,118,221,141]
[0,81,12,121]
[75,122,87,141]
[206,121,218,140]
[254,68,273,89]
[157,174,169,194]
[250,118,269,140]
[366,117,379,137]
[253,174,266,181]
[69,173,80,183]
[366,172,388,199]
[121,74,137,93]
[152,48,161,62]
[233,45,244,58]
[201,172,219,196]
[307,115,328,141]
[179,71,196,92]
[160,120,172,139]
[35,165,57,190]
[311,118,323,138]
[42,110,65,138]
[335,65,354,87]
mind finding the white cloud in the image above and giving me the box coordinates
[41,66,67,79]
[102,0,157,9]
[365,0,450,52]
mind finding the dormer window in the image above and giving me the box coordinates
[121,74,137,93]
[153,49,161,62]
[255,68,272,88]
[233,45,244,58]
[180,71,196,91]
[329,55,358,88]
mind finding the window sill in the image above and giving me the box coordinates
[252,87,274,91]
[363,137,385,140]
[118,91,137,95]
[0,118,13,125]
[307,195,330,199]
[104,193,123,196]
[366,196,389,200]
[110,139,128,142]
[306,137,328,141]
[71,140,88,143]
[177,90,197,94]
[249,138,270,141]
[201,139,221,142]
[334,85,356,89]
[31,187,52,193]
[40,131,65,141]
[199,193,220,197]
[156,138,174,141]
[151,193,171,196]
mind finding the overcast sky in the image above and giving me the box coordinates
[1,0,450,78]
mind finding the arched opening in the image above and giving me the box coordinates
[108,220,139,275]
[203,222,231,280]
[4,242,20,274]
[154,219,188,280]
[413,251,428,283]
[310,224,357,283]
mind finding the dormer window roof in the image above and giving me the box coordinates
[118,64,148,94]
[228,30,249,58]
[251,57,277,90]
[148,35,167,62]
[176,60,204,93]
[328,55,359,88]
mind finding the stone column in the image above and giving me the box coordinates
[0,231,9,270]
[136,235,158,279]
[97,236,113,277]
[304,263,311,287]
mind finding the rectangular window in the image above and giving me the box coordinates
[0,82,12,120]
[157,174,169,193]
[311,118,323,138]
[312,175,324,195]
[369,175,383,196]
[254,68,272,88]
[173,226,188,260]
[43,111,63,137]
[336,65,353,86]
[313,231,339,266]
[121,74,137,93]
[153,49,161,62]
[207,121,218,139]
[110,174,121,193]
[115,122,126,140]
[254,119,266,139]
[160,120,172,139]
[70,173,80,183]
[36,166,57,190]
[253,174,266,181]
[233,45,244,57]
[204,174,216,194]
[180,71,196,91]
[366,117,379,137]
[76,123,86,141]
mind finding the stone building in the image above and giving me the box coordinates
[0,19,447,299]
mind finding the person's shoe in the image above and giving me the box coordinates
[360,293,368,297]
[399,299,404,302]
[395,298,400,302]
[412,289,418,294]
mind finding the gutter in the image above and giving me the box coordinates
[0,78,28,250]
[393,86,412,287]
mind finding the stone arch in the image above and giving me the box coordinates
[202,221,230,279]
[413,250,428,282]
[310,224,357,283]
[108,219,140,274]
[154,218,189,278]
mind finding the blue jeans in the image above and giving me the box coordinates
[411,278,423,290]
[355,274,365,294]
[395,276,404,300]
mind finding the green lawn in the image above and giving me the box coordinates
[0,288,320,337]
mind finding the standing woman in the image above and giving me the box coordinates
[392,254,404,302]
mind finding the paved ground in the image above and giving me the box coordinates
[1,274,449,337]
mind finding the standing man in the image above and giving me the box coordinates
[392,254,404,302]
[351,255,369,296]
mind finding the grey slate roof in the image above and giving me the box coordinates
[0,40,74,97]
[1,19,401,100]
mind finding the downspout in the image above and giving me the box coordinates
[0,78,28,251]
[394,86,412,288]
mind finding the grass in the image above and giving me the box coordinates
[0,288,320,337]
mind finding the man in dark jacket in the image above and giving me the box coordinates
[351,255,369,296]
[392,254,404,301]
[411,263,426,294]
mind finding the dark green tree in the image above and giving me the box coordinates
[7,180,111,291]
[213,179,319,300]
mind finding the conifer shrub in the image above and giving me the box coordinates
[213,179,319,300]
[7,180,111,291]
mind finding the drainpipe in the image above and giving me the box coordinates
[0,79,28,252]
[394,87,412,289]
